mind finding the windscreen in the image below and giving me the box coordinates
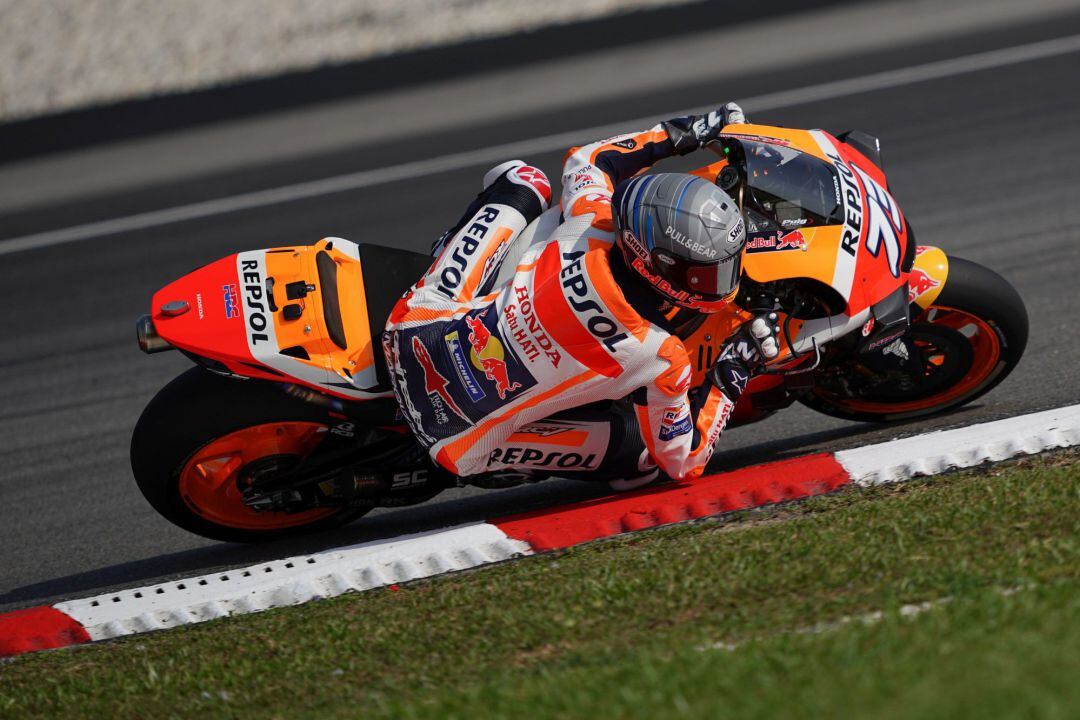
[736,139,844,229]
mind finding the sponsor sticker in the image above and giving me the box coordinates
[907,268,941,303]
[412,336,466,425]
[744,230,808,253]
[222,283,239,319]
[664,224,719,259]
[508,165,551,204]
[883,337,910,361]
[487,447,600,469]
[824,150,863,259]
[239,258,272,346]
[492,419,611,470]
[436,206,501,300]
[728,217,745,243]
[465,310,522,400]
[659,405,693,441]
[561,250,630,354]
[504,285,562,367]
[445,331,486,402]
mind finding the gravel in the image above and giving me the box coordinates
[0,0,696,122]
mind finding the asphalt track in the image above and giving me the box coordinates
[2,12,1080,613]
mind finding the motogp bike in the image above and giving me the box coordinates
[131,124,1028,541]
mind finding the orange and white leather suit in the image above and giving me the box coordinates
[383,124,736,480]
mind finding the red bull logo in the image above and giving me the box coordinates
[745,230,808,253]
[908,268,941,303]
[465,310,522,400]
[775,230,807,251]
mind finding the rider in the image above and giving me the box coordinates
[383,102,780,485]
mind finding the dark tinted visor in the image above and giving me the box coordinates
[660,250,743,300]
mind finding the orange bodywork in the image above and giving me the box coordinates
[262,239,377,388]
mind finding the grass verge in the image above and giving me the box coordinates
[2,452,1078,719]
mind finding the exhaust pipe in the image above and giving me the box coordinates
[136,314,174,353]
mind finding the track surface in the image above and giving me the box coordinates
[3,14,1080,612]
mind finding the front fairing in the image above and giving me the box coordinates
[697,124,911,318]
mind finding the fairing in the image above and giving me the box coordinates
[692,124,912,317]
[150,238,389,400]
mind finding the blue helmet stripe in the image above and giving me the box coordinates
[632,174,656,243]
[673,176,695,219]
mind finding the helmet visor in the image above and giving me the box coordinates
[675,251,743,300]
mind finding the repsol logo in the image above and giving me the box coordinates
[436,206,500,300]
[560,250,629,352]
[825,150,863,257]
[488,446,599,469]
[240,259,270,345]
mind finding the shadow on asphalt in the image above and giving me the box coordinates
[0,409,979,609]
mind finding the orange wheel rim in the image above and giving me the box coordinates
[821,305,1003,415]
[178,422,340,531]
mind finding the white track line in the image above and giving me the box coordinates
[3,32,1080,257]
[698,585,1031,652]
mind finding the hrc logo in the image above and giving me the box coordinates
[222,283,240,319]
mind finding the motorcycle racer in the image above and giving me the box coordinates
[383,102,780,483]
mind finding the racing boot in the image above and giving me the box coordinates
[608,449,663,492]
[608,468,662,492]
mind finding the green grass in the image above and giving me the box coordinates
[3,452,1078,719]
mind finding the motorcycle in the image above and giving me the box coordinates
[131,123,1028,542]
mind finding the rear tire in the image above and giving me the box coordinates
[131,368,368,543]
[800,256,1028,423]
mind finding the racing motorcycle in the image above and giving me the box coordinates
[131,123,1028,542]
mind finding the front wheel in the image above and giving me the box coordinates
[800,256,1028,423]
[131,369,368,543]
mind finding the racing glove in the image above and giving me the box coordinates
[708,312,780,400]
[663,102,748,155]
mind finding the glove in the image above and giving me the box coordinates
[663,102,748,155]
[708,312,780,400]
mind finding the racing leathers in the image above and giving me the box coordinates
[383,112,751,481]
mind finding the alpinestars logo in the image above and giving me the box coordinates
[508,166,552,205]
[882,337,910,361]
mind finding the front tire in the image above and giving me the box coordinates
[131,369,367,543]
[801,256,1028,423]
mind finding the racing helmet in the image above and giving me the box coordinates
[612,173,746,313]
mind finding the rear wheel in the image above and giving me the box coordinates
[801,256,1028,422]
[131,369,368,543]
